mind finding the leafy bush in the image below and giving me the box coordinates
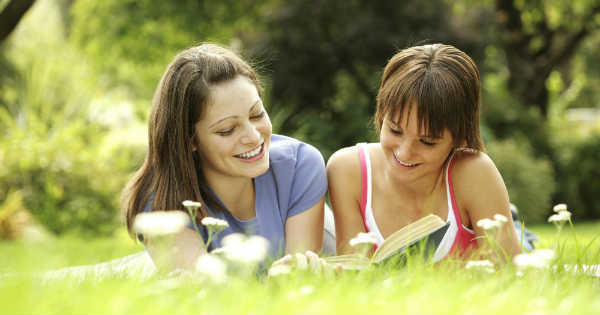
[0,0,145,236]
[0,123,145,236]
[481,70,554,159]
[563,133,600,220]
[487,138,556,223]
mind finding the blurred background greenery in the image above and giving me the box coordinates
[1,0,600,240]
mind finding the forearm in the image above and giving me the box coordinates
[145,227,207,271]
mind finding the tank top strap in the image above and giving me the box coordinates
[356,143,384,249]
[445,151,464,227]
[440,150,478,259]
[357,143,369,223]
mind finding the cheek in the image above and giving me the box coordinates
[429,146,453,163]
[202,137,235,159]
[259,115,273,135]
[379,131,394,150]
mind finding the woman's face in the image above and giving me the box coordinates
[194,75,272,182]
[379,106,455,184]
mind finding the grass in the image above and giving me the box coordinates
[1,221,599,315]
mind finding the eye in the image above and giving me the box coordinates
[216,128,234,136]
[250,111,265,120]
[420,139,437,146]
[389,126,402,135]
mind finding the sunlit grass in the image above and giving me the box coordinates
[0,229,142,272]
[1,221,599,315]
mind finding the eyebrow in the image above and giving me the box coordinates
[209,100,262,129]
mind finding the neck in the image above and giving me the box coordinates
[383,163,445,205]
[203,172,256,220]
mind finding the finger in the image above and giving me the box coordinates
[319,257,328,269]
[272,254,293,267]
[295,253,308,270]
[268,264,292,277]
[305,251,321,272]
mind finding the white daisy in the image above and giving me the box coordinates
[182,200,202,209]
[513,249,555,269]
[132,211,190,237]
[548,211,571,223]
[493,214,508,223]
[552,203,568,213]
[476,218,502,230]
[218,233,269,265]
[195,254,227,283]
[201,217,229,231]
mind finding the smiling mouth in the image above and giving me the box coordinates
[234,142,264,159]
[393,152,420,168]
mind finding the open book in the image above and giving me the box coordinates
[325,214,449,269]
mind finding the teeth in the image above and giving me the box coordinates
[237,144,262,159]
[394,153,417,167]
[398,160,416,167]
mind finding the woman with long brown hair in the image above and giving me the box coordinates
[122,43,327,269]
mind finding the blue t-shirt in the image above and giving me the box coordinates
[143,134,327,259]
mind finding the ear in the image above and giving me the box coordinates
[191,135,198,152]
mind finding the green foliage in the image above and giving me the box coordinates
[569,33,600,110]
[69,0,261,99]
[0,0,145,236]
[487,138,556,223]
[480,48,555,159]
[0,122,142,236]
[562,133,600,220]
[248,0,485,157]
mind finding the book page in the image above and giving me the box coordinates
[372,214,446,263]
[324,254,370,270]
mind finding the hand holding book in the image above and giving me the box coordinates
[325,214,450,269]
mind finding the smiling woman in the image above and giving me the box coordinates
[121,44,327,271]
[327,44,524,262]
[194,76,273,192]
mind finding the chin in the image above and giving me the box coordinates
[249,158,270,178]
[248,166,269,178]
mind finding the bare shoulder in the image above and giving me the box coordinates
[452,150,502,185]
[451,151,521,256]
[327,144,373,254]
[326,145,364,212]
[326,146,360,178]
[451,150,510,218]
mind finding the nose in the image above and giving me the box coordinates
[394,138,415,161]
[240,122,261,145]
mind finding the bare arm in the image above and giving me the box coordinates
[144,227,207,271]
[453,152,522,261]
[285,196,325,254]
[326,147,368,255]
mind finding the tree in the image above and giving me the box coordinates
[493,0,600,117]
[70,0,260,99]
[246,0,483,156]
[0,0,36,44]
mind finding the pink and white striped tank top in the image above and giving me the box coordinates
[357,143,477,261]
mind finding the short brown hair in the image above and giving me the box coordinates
[374,44,484,151]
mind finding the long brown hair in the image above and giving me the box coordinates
[374,44,484,151]
[122,43,263,235]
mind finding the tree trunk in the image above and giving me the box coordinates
[495,0,600,119]
[0,0,37,44]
